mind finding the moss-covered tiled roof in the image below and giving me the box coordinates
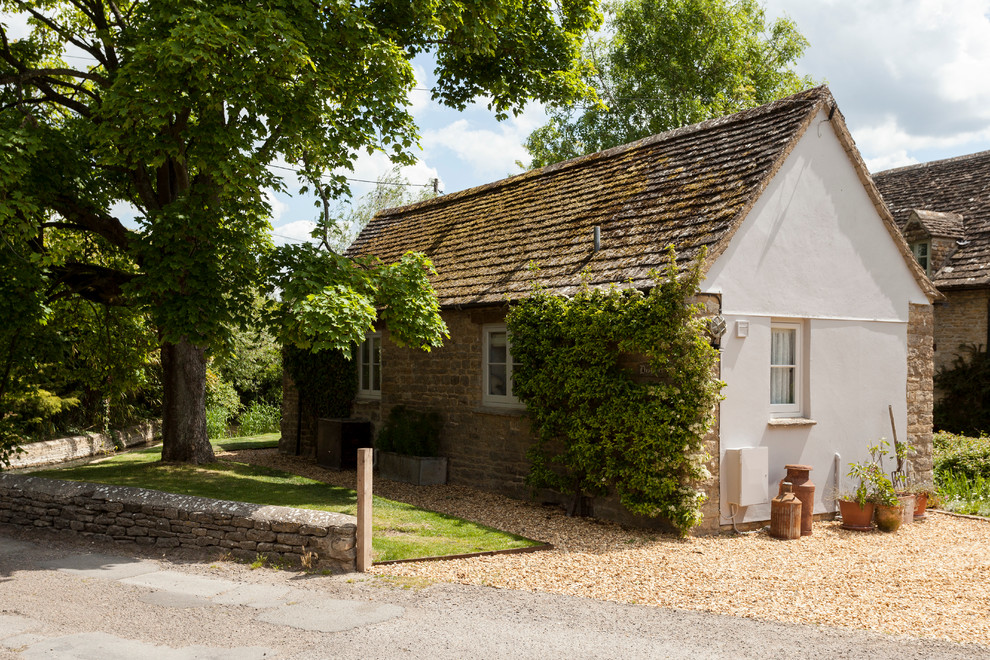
[874,151,990,290]
[348,87,841,306]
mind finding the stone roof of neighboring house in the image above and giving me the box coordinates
[874,150,990,289]
[350,86,937,306]
[906,210,965,240]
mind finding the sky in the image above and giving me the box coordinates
[274,0,990,245]
[6,2,990,245]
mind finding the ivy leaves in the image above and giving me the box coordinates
[506,249,723,534]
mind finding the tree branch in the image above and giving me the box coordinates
[10,2,109,66]
[50,195,132,251]
[49,262,136,306]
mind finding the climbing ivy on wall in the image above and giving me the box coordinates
[505,249,724,535]
[283,346,357,419]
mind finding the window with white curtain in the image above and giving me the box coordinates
[770,322,801,416]
[357,333,381,399]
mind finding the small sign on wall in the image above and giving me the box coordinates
[736,320,749,338]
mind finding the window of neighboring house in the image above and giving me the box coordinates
[483,324,523,407]
[912,241,931,276]
[357,333,381,399]
[770,322,802,417]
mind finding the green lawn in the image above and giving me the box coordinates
[33,434,538,562]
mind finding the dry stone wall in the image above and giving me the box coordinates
[7,421,160,470]
[0,474,357,572]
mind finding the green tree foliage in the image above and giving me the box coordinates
[506,250,724,534]
[0,0,601,463]
[524,0,814,167]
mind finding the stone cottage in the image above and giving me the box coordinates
[282,86,938,532]
[873,151,990,377]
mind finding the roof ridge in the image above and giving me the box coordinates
[874,149,990,177]
[375,86,831,220]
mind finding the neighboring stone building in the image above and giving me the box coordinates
[874,151,990,377]
[283,86,938,532]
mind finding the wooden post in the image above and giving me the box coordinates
[356,447,373,572]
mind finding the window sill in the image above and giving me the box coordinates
[355,394,381,403]
[767,417,816,427]
[473,405,527,417]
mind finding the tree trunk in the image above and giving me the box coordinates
[160,339,215,464]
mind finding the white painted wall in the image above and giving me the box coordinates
[701,110,929,524]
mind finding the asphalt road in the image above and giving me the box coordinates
[1,525,987,659]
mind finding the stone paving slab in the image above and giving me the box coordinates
[210,583,295,608]
[257,598,405,633]
[138,591,216,609]
[39,553,160,580]
[18,632,274,660]
[119,570,241,598]
[0,614,42,641]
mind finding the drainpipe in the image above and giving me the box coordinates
[833,452,842,511]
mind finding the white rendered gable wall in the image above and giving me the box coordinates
[701,109,929,524]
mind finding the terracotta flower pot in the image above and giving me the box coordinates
[875,503,903,532]
[914,492,929,520]
[839,499,875,531]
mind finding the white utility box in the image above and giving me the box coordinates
[723,447,769,506]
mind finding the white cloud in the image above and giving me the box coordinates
[263,188,288,224]
[760,0,990,166]
[271,219,317,247]
[1,12,32,39]
[421,111,546,180]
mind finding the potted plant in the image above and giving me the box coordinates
[908,482,933,519]
[840,438,905,532]
[888,436,916,525]
[840,458,879,530]
[375,406,447,485]
[871,473,903,532]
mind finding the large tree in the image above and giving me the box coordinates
[0,0,601,464]
[524,0,813,167]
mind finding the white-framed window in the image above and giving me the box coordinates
[912,241,931,276]
[770,322,802,417]
[483,324,523,407]
[357,333,381,399]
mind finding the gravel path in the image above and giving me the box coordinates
[229,448,990,646]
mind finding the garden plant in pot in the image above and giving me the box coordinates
[375,406,447,486]
[841,439,904,532]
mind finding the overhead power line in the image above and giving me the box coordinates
[268,164,440,191]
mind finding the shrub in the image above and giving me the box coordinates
[237,401,281,436]
[934,344,990,435]
[206,369,240,439]
[206,406,231,440]
[933,430,990,481]
[937,471,990,517]
[376,405,442,457]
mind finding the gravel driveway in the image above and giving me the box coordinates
[1,524,988,659]
[232,448,990,647]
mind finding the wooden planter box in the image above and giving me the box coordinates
[377,451,447,485]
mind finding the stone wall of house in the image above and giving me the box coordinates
[907,303,935,487]
[930,237,957,274]
[933,289,989,377]
[0,474,357,572]
[380,307,535,499]
[7,421,160,470]
[278,369,319,458]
